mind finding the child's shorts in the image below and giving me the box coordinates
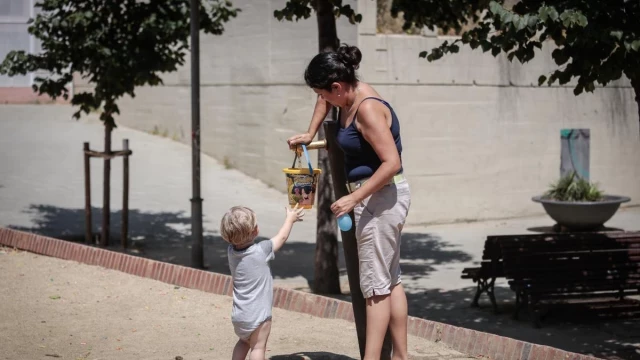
[354,179,411,299]
[233,317,272,341]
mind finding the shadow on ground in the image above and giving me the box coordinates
[9,204,313,281]
[9,205,472,289]
[8,204,640,360]
[405,286,640,359]
[270,352,356,360]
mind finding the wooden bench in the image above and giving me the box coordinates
[499,231,640,327]
[461,236,505,313]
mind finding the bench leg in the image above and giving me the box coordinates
[471,279,483,308]
[487,277,499,314]
[513,291,527,320]
[471,277,499,313]
[529,299,542,328]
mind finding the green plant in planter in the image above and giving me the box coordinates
[544,171,603,202]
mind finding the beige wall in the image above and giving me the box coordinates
[76,0,640,225]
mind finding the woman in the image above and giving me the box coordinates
[287,44,411,360]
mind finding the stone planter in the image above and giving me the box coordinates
[532,195,631,231]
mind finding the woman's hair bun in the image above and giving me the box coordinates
[337,44,362,70]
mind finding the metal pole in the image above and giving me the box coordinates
[190,0,204,268]
[83,142,92,245]
[101,124,112,247]
[122,139,129,249]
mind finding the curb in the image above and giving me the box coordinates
[0,227,599,360]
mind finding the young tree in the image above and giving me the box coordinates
[275,0,360,296]
[391,0,640,132]
[1,0,239,245]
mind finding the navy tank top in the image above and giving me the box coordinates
[336,97,403,182]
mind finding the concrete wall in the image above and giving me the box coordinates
[77,0,640,225]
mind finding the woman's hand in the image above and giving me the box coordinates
[331,195,358,219]
[287,132,314,150]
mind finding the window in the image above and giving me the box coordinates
[0,0,34,86]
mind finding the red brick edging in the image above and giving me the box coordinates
[0,227,600,360]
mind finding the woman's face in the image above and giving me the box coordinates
[313,83,345,107]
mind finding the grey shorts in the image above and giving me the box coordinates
[354,179,411,299]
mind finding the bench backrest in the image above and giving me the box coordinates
[498,232,640,293]
[482,232,640,260]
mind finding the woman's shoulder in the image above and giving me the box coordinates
[356,94,388,116]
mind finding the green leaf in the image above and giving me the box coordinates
[419,51,427,58]
[560,11,573,27]
[501,11,513,24]
[577,14,588,27]
[611,31,623,40]
[527,15,539,28]
[538,75,547,86]
[513,15,526,31]
[632,40,640,52]
[538,7,549,22]
[585,82,595,92]
[489,1,503,16]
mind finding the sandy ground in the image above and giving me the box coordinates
[0,248,473,360]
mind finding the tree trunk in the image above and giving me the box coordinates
[312,0,341,295]
[630,77,640,136]
[101,122,112,247]
[313,122,341,294]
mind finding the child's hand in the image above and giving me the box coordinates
[285,203,305,223]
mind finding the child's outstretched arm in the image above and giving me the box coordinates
[271,204,305,252]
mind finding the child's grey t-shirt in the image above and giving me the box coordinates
[228,239,275,326]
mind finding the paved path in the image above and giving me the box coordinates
[1,104,639,359]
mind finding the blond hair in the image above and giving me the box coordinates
[220,206,257,246]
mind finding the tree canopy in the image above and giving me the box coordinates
[392,0,640,97]
[0,0,239,127]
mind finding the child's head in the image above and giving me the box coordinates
[220,206,258,246]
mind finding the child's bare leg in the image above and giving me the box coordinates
[232,338,250,360]
[248,320,272,360]
[389,283,408,360]
[364,294,391,360]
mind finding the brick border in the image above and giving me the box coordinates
[0,227,601,360]
[0,87,70,104]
